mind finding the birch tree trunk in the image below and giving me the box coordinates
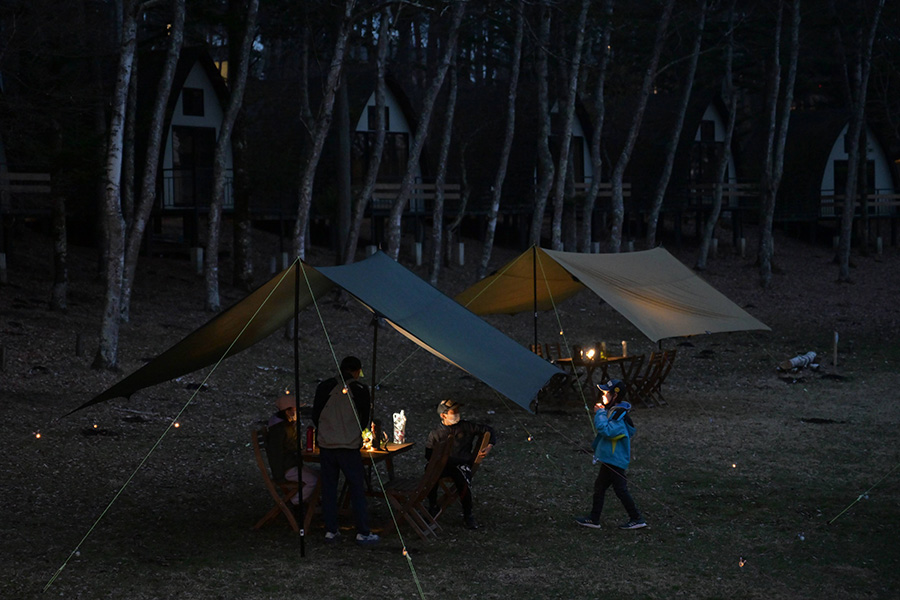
[578,0,613,253]
[344,7,393,264]
[429,58,458,285]
[529,0,555,246]
[477,0,524,278]
[385,1,466,260]
[122,56,138,226]
[608,0,674,253]
[837,0,884,281]
[120,0,185,322]
[697,0,736,271]
[758,0,799,288]
[293,0,355,260]
[550,0,589,251]
[93,0,139,370]
[231,0,255,291]
[645,0,707,248]
[204,0,259,312]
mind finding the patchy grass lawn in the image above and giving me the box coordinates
[2,228,898,599]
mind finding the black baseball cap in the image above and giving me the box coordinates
[436,399,463,415]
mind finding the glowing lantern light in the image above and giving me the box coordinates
[35,432,42,439]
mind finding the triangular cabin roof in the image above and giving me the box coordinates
[600,91,731,212]
[742,109,899,221]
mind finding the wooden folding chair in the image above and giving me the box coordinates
[436,432,492,514]
[383,437,453,542]
[544,342,564,363]
[251,427,320,534]
[614,354,645,406]
[529,344,545,358]
[630,351,665,408]
[647,349,676,406]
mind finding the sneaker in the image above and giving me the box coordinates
[324,530,341,543]
[575,516,602,529]
[464,515,480,530]
[619,519,647,530]
[356,532,380,546]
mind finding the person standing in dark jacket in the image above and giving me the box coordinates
[312,356,379,546]
[425,399,496,530]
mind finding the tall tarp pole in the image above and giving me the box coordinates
[371,315,378,414]
[533,245,538,353]
[294,261,306,556]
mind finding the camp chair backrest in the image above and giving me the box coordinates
[544,342,564,362]
[437,431,492,513]
[652,349,676,406]
[384,437,454,542]
[251,427,319,534]
[631,352,665,408]
[616,354,645,405]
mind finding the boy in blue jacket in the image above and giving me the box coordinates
[575,379,647,530]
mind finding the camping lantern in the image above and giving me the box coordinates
[586,348,595,360]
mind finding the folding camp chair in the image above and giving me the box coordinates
[613,354,645,406]
[383,437,453,542]
[435,432,492,514]
[251,427,320,533]
[647,349,676,406]
[630,351,665,408]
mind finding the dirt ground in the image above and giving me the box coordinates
[1,223,898,599]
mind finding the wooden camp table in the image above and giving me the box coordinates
[303,442,415,491]
[555,355,642,404]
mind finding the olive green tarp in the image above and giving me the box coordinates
[76,251,562,413]
[455,246,769,343]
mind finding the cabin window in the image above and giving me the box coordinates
[182,88,205,117]
[367,106,390,130]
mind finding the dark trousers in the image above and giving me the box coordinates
[428,463,473,517]
[590,462,641,522]
[320,448,370,535]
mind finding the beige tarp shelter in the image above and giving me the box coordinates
[455,246,769,343]
[76,251,562,414]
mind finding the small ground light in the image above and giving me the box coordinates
[173,422,180,428]
[732,463,736,468]
[739,557,745,567]
[527,435,533,442]
[93,423,98,429]
[35,432,41,439]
